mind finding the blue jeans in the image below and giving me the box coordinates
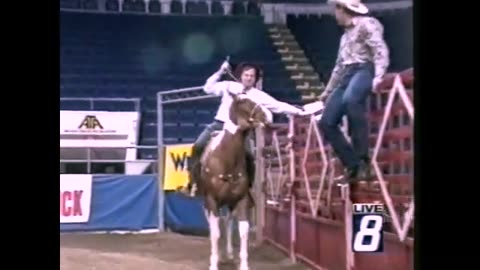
[319,63,374,170]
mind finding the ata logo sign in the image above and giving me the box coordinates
[78,115,103,130]
[352,203,384,253]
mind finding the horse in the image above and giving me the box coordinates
[197,91,271,270]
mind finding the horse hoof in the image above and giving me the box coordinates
[227,253,235,260]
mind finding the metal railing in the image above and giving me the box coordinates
[156,86,216,146]
[60,0,258,15]
[370,75,414,242]
[60,145,158,174]
[255,73,414,269]
[60,97,142,112]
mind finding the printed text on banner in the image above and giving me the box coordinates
[60,174,93,223]
[163,144,192,190]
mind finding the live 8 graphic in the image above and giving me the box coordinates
[352,203,384,252]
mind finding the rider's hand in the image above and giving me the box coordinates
[219,61,231,74]
[372,77,383,93]
[292,107,310,116]
[296,109,311,116]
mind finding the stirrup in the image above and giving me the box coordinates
[178,185,191,195]
[179,183,198,197]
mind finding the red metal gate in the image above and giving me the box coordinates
[254,68,414,270]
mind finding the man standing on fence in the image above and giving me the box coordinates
[318,0,389,183]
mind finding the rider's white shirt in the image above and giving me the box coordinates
[203,71,302,123]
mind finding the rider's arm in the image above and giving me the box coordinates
[362,17,390,80]
[255,91,303,115]
[203,71,229,96]
[324,47,344,95]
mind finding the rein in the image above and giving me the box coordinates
[247,103,260,123]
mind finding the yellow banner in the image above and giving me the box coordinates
[163,143,193,190]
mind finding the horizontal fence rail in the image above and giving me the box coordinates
[60,97,142,111]
[60,145,159,174]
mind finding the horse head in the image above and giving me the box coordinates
[228,92,271,130]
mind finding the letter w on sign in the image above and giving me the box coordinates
[170,152,189,171]
[59,175,93,223]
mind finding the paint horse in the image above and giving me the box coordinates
[198,92,271,270]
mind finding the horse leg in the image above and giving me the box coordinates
[235,198,250,270]
[205,194,221,270]
[205,209,220,270]
[225,211,235,260]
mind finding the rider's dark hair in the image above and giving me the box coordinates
[233,62,263,84]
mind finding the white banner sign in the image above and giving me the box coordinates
[60,110,139,148]
[60,174,93,223]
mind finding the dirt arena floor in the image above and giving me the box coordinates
[60,231,310,270]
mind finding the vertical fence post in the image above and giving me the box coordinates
[288,115,297,263]
[87,147,91,174]
[157,93,165,232]
[343,185,354,270]
[254,126,266,246]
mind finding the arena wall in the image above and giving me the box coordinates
[60,174,162,232]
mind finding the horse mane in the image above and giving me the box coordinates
[228,94,258,129]
[228,97,242,125]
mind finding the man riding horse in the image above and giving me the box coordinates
[201,90,270,270]
[181,60,308,196]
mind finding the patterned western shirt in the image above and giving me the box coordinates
[325,16,390,94]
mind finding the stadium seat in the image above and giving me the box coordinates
[61,12,302,159]
[287,8,413,82]
[148,0,161,13]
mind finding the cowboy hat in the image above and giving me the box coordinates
[328,0,369,15]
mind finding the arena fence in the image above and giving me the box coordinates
[60,97,142,111]
[60,174,160,232]
[254,68,414,270]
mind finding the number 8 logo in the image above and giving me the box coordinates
[353,215,383,252]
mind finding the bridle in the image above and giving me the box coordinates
[247,103,261,123]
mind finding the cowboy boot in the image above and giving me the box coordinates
[336,166,359,185]
[356,157,375,181]
[190,162,203,196]
[337,158,375,185]
[179,155,200,196]
[178,180,193,195]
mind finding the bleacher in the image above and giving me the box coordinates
[60,11,302,161]
[60,0,262,15]
[60,2,412,163]
[287,7,413,80]
[261,0,404,3]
